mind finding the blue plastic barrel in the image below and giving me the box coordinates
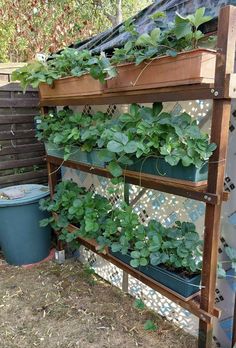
[0,184,51,265]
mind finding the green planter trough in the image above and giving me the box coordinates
[126,156,208,182]
[0,184,51,265]
[45,143,207,182]
[45,143,106,168]
[110,250,201,298]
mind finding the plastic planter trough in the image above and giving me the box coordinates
[106,49,216,92]
[39,75,104,100]
[45,143,208,182]
[45,143,106,168]
[109,250,201,298]
[0,184,51,266]
[126,156,208,182]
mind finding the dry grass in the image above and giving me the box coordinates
[0,258,197,348]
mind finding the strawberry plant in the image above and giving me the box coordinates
[12,8,214,91]
[111,8,215,66]
[37,103,216,178]
[12,48,117,91]
[41,180,203,275]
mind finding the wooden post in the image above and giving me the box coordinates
[198,6,236,347]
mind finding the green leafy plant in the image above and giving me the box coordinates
[143,319,157,331]
[37,103,216,178]
[12,8,214,91]
[111,8,215,66]
[97,103,217,177]
[113,219,202,274]
[36,107,112,160]
[133,298,145,310]
[12,48,117,91]
[40,180,203,276]
[39,180,113,247]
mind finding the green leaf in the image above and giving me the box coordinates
[98,149,114,162]
[124,41,133,52]
[111,242,121,253]
[187,8,212,29]
[130,259,140,268]
[135,33,152,46]
[107,140,124,153]
[119,113,134,123]
[150,253,161,266]
[40,218,51,227]
[140,248,150,258]
[71,67,84,77]
[130,104,139,116]
[139,257,148,266]
[150,28,161,43]
[185,125,202,139]
[152,102,163,117]
[113,132,129,145]
[174,13,192,39]
[131,250,141,259]
[105,66,117,79]
[207,143,217,152]
[181,155,193,167]
[166,49,178,57]
[107,161,123,177]
[165,155,180,166]
[135,241,145,250]
[160,144,171,155]
[150,11,166,20]
[133,298,145,310]
[124,141,138,153]
[144,320,157,331]
[117,155,133,165]
[89,65,103,81]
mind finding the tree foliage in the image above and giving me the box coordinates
[0,0,152,62]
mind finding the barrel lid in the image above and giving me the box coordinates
[0,184,50,207]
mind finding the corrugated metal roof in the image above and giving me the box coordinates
[69,0,236,54]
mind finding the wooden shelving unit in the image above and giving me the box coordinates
[42,6,236,348]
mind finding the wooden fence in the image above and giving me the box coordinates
[0,64,48,188]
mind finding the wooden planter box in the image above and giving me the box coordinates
[110,250,201,299]
[106,49,216,92]
[39,75,105,100]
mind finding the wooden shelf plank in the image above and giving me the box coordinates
[39,83,219,106]
[47,155,219,204]
[64,221,220,323]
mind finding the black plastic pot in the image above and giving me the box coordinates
[109,250,201,298]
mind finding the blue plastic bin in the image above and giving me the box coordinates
[0,184,51,265]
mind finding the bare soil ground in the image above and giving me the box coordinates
[0,257,198,348]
